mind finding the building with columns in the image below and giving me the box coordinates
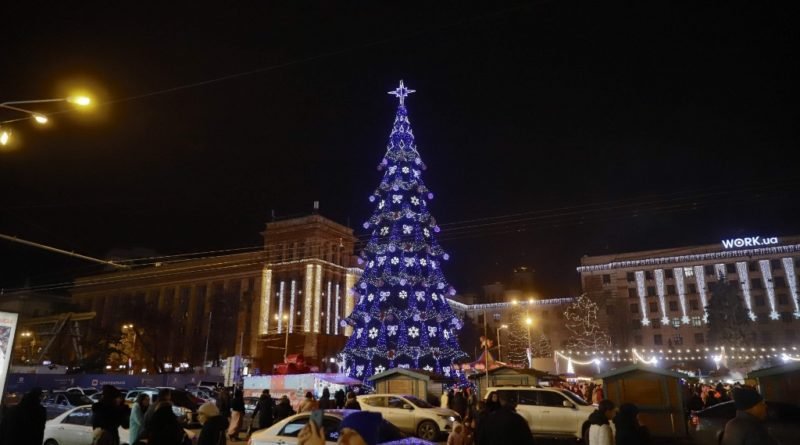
[578,235,800,351]
[70,214,361,372]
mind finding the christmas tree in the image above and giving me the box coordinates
[564,294,611,352]
[506,310,531,367]
[532,333,552,358]
[706,277,752,348]
[341,81,468,382]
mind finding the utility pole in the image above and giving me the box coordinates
[203,311,212,373]
[483,310,489,397]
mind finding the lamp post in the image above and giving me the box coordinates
[122,324,137,373]
[496,325,509,363]
[282,314,290,360]
[0,96,92,146]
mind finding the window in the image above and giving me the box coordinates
[694,333,705,344]
[630,304,639,314]
[755,295,766,307]
[667,285,676,295]
[672,334,683,345]
[749,262,758,272]
[665,269,674,279]
[654,334,663,345]
[726,264,736,274]
[651,319,661,328]
[778,294,789,306]
[688,283,697,294]
[280,418,311,437]
[751,278,763,289]
[691,316,703,327]
[63,407,91,426]
[606,306,615,315]
[517,391,536,406]
[775,277,786,288]
[388,397,408,409]
[671,318,681,328]
[634,335,643,345]
[602,274,611,284]
[690,300,699,311]
[781,312,793,323]
[645,271,654,280]
[647,286,656,297]
[361,397,387,407]
[704,265,715,276]
[684,267,694,277]
[771,259,781,270]
[626,272,635,282]
[493,313,501,321]
[537,391,569,407]
[669,301,678,312]
[649,302,658,313]
[628,288,638,298]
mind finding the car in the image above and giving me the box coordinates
[42,391,95,420]
[244,396,260,415]
[484,386,595,440]
[43,405,131,445]
[247,409,435,445]
[65,387,100,397]
[688,400,800,445]
[88,393,103,403]
[124,387,202,426]
[357,394,460,441]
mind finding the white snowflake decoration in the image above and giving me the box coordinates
[378,200,385,209]
[399,290,408,299]
[431,292,439,301]
[415,291,425,301]
[377,256,387,266]
[356,365,364,377]
[380,227,389,236]
[380,291,390,301]
[389,166,397,174]
[443,329,450,339]
[391,257,400,265]
[404,257,415,267]
[387,325,398,336]
[367,293,375,302]
[431,261,437,269]
[402,224,413,234]
[443,367,451,377]
[420,258,427,266]
[410,196,420,205]
[423,228,430,237]
[368,260,374,268]
[428,326,438,337]
[398,364,410,369]
[368,327,379,339]
[356,328,363,339]
[374,365,386,374]
[413,169,421,178]
[401,166,410,174]
[408,326,420,338]
[392,194,403,204]
[423,365,433,372]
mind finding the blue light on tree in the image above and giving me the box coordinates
[341,80,468,382]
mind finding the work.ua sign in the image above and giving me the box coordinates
[721,236,779,249]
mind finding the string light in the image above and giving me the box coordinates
[655,269,669,325]
[782,258,800,318]
[635,271,650,326]
[694,266,709,323]
[759,260,780,320]
[735,262,757,321]
[674,267,690,324]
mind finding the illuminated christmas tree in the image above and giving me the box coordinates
[564,294,611,352]
[532,333,552,358]
[506,310,531,367]
[341,81,468,382]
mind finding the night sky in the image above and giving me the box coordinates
[1,2,797,297]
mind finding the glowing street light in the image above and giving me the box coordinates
[496,324,509,362]
[0,93,93,146]
[0,130,9,146]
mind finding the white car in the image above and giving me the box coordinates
[357,394,459,441]
[248,409,433,445]
[66,387,100,397]
[43,405,130,445]
[484,387,595,440]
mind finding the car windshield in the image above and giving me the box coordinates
[561,390,590,406]
[82,389,99,396]
[66,394,93,405]
[404,395,433,408]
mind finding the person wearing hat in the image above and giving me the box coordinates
[720,385,778,445]
[298,410,382,445]
[251,389,275,434]
[92,385,131,445]
[197,402,229,445]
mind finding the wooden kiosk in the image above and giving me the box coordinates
[368,368,453,404]
[748,361,800,404]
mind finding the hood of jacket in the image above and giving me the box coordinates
[588,409,609,426]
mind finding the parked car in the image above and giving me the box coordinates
[247,409,435,445]
[244,396,260,415]
[124,387,202,426]
[43,405,130,445]
[357,393,459,441]
[42,391,94,420]
[65,387,99,397]
[484,386,595,440]
[688,400,800,445]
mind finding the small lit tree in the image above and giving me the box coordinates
[564,294,611,352]
[506,310,531,367]
[532,333,552,358]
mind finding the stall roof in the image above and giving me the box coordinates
[596,364,687,379]
[316,373,363,385]
[367,368,451,382]
[467,365,550,379]
[748,361,800,379]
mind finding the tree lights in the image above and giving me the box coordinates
[340,81,467,382]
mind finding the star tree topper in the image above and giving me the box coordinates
[388,80,416,106]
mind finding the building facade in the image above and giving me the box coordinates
[70,214,361,372]
[578,235,800,351]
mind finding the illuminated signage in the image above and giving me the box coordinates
[0,311,20,402]
[721,236,779,249]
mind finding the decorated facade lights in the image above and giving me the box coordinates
[735,262,758,321]
[631,349,658,365]
[635,271,649,326]
[655,269,670,325]
[781,258,800,318]
[674,267,690,324]
[759,260,780,320]
[694,266,710,322]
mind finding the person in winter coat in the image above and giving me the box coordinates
[613,403,650,445]
[343,391,361,410]
[586,399,616,445]
[441,391,450,409]
[147,402,188,445]
[299,391,318,412]
[475,390,534,445]
[273,395,296,422]
[593,385,605,403]
[447,421,467,445]
[129,393,150,445]
[299,411,382,445]
[197,402,229,445]
[720,385,778,445]
[452,391,468,418]
[318,388,334,409]
[251,389,275,433]
[0,387,47,445]
[216,387,232,419]
[334,389,346,409]
[92,385,131,445]
[228,388,246,441]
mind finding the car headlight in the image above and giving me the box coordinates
[438,415,456,422]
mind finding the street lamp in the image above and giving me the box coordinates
[496,324,509,362]
[0,95,92,146]
[282,314,290,360]
[122,324,137,373]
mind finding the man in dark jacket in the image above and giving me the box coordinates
[92,385,131,445]
[252,389,275,432]
[197,402,229,445]
[720,385,778,445]
[334,389,346,409]
[476,390,534,445]
[0,387,47,445]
